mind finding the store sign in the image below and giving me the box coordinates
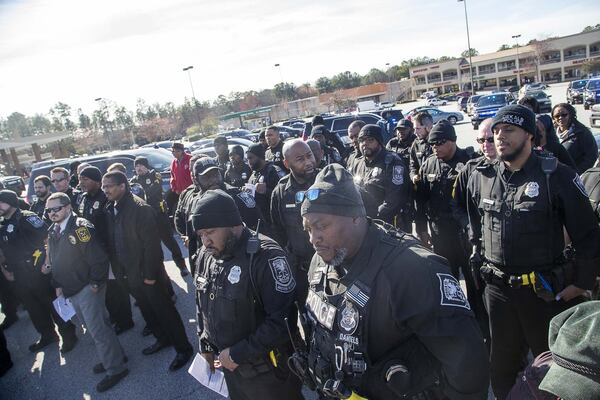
[572,56,600,65]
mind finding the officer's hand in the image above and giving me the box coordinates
[56,287,63,297]
[411,175,420,184]
[182,236,189,248]
[143,279,156,286]
[556,285,587,302]
[41,264,52,275]
[218,348,239,371]
[255,182,267,194]
[417,231,431,248]
[202,352,216,373]
[1,267,14,282]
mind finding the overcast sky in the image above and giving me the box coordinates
[0,0,598,117]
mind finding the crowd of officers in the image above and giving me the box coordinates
[1,99,599,400]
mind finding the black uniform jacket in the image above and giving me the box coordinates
[308,221,490,399]
[78,189,109,244]
[195,228,297,364]
[0,209,47,275]
[48,215,109,298]
[130,170,164,211]
[105,192,164,282]
[466,152,600,288]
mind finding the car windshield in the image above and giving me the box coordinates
[477,95,507,107]
[587,80,600,90]
[468,96,481,103]
[531,92,548,100]
[572,80,588,89]
[141,151,173,170]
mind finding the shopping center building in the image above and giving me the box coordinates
[410,28,600,98]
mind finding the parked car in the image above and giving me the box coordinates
[439,94,459,102]
[302,113,387,145]
[584,78,600,110]
[274,125,302,138]
[420,91,436,99]
[405,107,463,125]
[192,144,250,159]
[141,140,190,152]
[220,129,254,139]
[519,82,547,96]
[374,109,404,121]
[26,148,174,203]
[590,104,600,130]
[471,93,515,130]
[504,86,520,93]
[457,96,468,112]
[0,176,26,196]
[191,137,254,151]
[566,79,589,104]
[426,98,448,107]
[466,95,482,116]
[526,91,553,113]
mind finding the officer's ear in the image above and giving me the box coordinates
[283,159,289,170]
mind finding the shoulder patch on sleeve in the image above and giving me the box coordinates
[573,174,589,198]
[268,256,296,293]
[236,191,256,208]
[26,215,44,228]
[75,226,91,243]
[437,273,470,310]
[392,165,405,185]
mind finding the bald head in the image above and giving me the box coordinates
[283,139,316,182]
[477,118,496,160]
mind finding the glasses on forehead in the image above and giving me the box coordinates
[553,112,569,120]
[45,205,65,214]
[476,137,494,144]
[295,188,322,204]
[429,139,447,146]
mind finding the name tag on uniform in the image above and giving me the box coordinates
[306,289,336,330]
[428,174,437,179]
[483,198,495,205]
[285,203,295,208]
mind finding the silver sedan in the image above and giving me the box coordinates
[407,107,464,125]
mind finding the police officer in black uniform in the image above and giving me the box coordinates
[270,139,318,300]
[192,157,263,232]
[409,111,434,186]
[30,175,52,220]
[130,157,189,276]
[581,158,600,299]
[296,164,489,400]
[214,136,230,172]
[225,145,252,188]
[0,190,78,353]
[192,190,304,400]
[466,105,600,399]
[78,166,134,335]
[352,124,411,229]
[51,167,81,210]
[265,125,288,173]
[386,119,416,167]
[246,144,284,225]
[345,120,365,173]
[310,126,343,168]
[102,172,193,371]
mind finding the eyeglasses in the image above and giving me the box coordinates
[101,183,118,190]
[476,137,495,144]
[552,112,569,120]
[45,205,65,214]
[51,177,66,184]
[429,139,447,146]
[295,188,322,203]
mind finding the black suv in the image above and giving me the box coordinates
[0,176,26,196]
[566,79,589,104]
[27,148,174,203]
[302,113,388,145]
[471,93,515,130]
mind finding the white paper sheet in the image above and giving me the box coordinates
[244,183,256,197]
[188,353,229,398]
[52,296,76,322]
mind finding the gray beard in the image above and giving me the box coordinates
[328,248,348,267]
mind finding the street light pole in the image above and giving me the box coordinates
[274,63,290,119]
[458,0,476,95]
[182,65,202,127]
[512,34,522,86]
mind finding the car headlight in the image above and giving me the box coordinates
[473,113,479,119]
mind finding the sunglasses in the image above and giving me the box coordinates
[295,188,322,203]
[429,139,447,146]
[45,205,65,214]
[552,112,569,120]
[476,137,495,144]
[51,177,66,184]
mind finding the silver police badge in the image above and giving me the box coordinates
[228,265,241,284]
[6,224,14,233]
[524,182,539,198]
[68,235,77,245]
[338,301,359,335]
[268,256,296,293]
[242,172,247,180]
[146,178,151,185]
[392,165,404,185]
[93,201,100,210]
[237,191,256,208]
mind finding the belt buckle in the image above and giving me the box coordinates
[508,275,522,288]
